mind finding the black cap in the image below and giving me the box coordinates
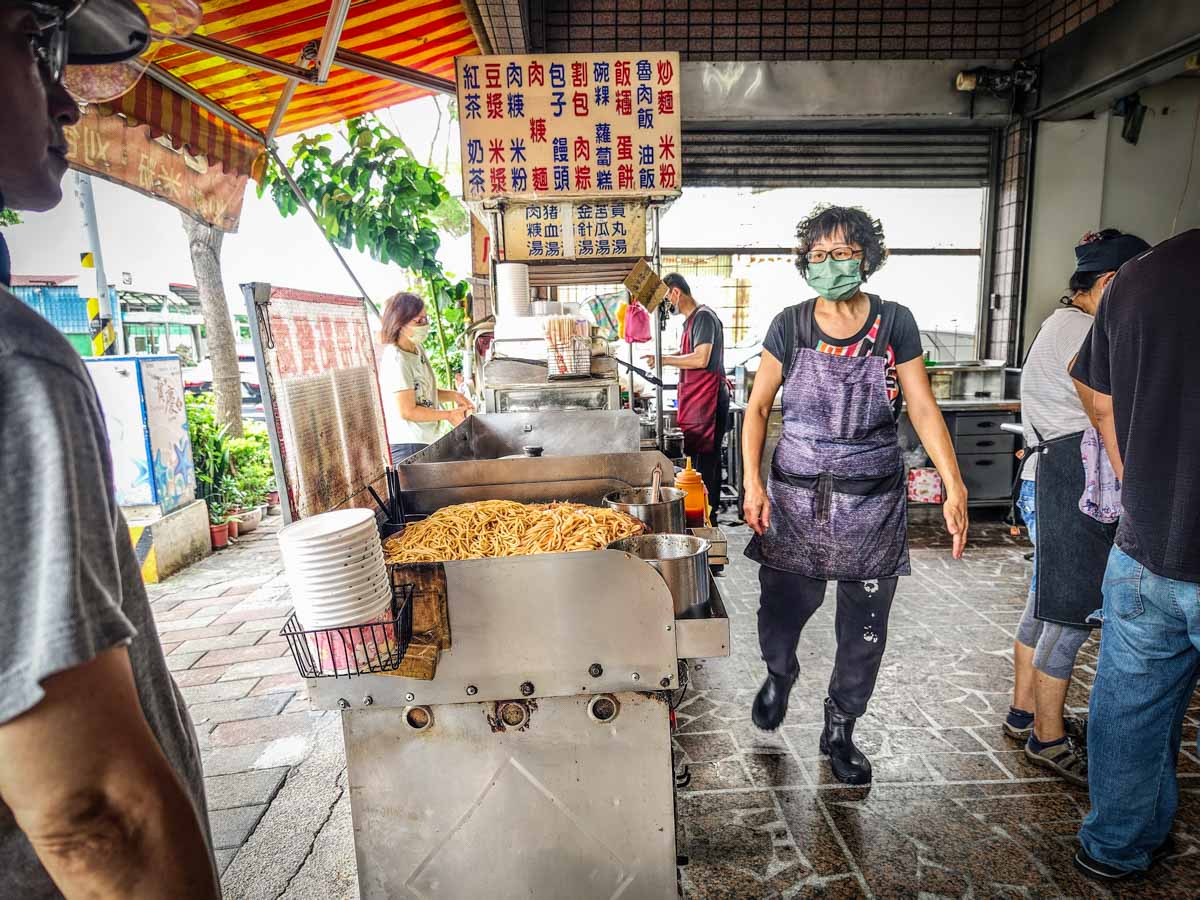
[1074,232,1150,275]
[40,0,150,65]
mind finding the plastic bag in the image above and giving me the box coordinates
[623,301,651,344]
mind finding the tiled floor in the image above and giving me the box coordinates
[674,519,1200,898]
[146,511,1200,897]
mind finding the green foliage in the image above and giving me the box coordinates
[0,209,20,227]
[258,116,471,387]
[188,392,276,514]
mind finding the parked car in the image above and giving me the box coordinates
[182,359,265,422]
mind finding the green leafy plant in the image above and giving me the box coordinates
[207,493,228,526]
[186,392,232,502]
[0,209,21,227]
[258,115,470,387]
[228,427,274,508]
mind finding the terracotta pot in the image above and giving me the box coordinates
[210,522,230,549]
[228,508,241,539]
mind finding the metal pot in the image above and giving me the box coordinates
[607,533,711,618]
[663,429,685,459]
[639,417,657,441]
[603,487,686,534]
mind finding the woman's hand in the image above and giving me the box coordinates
[744,481,771,536]
[445,407,468,428]
[452,392,475,412]
[943,485,969,559]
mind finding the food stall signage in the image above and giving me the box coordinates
[456,52,682,201]
[502,200,647,261]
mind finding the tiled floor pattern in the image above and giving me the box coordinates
[674,520,1200,898]
[144,513,1200,897]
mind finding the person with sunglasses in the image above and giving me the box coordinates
[0,1,220,896]
[378,291,474,464]
[742,204,968,784]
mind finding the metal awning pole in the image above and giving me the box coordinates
[332,49,456,94]
[653,206,664,451]
[268,145,380,318]
[265,0,350,142]
[146,65,266,145]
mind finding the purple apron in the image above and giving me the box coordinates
[746,299,910,580]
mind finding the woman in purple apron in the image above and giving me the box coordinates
[742,205,969,784]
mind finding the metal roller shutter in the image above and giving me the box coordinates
[682,130,997,188]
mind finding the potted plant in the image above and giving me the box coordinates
[229,429,276,531]
[208,495,230,549]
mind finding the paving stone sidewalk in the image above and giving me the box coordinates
[148,513,1200,899]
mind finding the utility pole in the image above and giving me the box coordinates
[74,172,121,355]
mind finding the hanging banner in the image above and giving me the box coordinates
[456,52,682,201]
[502,199,647,261]
[66,107,248,233]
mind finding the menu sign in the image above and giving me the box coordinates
[502,200,647,261]
[456,52,682,201]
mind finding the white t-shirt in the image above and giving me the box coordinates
[1020,306,1094,480]
[379,343,443,446]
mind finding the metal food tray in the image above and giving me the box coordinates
[689,526,729,565]
[675,573,730,660]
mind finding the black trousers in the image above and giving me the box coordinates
[685,386,729,516]
[757,564,898,717]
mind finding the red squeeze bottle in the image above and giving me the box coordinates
[675,458,709,528]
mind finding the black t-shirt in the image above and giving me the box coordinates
[686,305,724,376]
[763,294,924,418]
[1072,229,1200,583]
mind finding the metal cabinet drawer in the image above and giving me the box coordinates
[956,433,1016,454]
[959,453,1013,500]
[955,412,1016,437]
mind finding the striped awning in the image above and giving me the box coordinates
[97,0,480,178]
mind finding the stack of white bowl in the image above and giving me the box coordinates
[278,508,390,630]
[496,262,532,318]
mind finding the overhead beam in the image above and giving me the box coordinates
[315,0,352,84]
[266,41,320,144]
[146,64,266,146]
[332,48,455,94]
[1033,0,1200,120]
[166,33,317,83]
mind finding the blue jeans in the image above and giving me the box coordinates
[1078,546,1200,871]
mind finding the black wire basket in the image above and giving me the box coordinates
[280,574,414,679]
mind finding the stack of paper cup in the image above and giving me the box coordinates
[278,509,395,673]
[496,262,532,318]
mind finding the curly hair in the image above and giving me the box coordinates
[794,204,888,280]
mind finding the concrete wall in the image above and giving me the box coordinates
[1022,77,1200,353]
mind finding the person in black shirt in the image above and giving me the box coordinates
[1070,229,1200,883]
[644,273,727,516]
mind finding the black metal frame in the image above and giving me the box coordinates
[281,576,414,679]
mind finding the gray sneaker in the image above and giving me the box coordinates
[1026,735,1088,787]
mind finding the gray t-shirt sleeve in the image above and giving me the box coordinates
[0,357,135,724]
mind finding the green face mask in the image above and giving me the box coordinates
[805,257,864,302]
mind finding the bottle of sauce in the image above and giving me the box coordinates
[675,457,709,528]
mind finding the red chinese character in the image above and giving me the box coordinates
[532,167,549,192]
[489,167,507,192]
[658,134,676,160]
[488,138,506,162]
[617,135,633,161]
[656,59,674,85]
[658,162,677,189]
[485,63,501,88]
[571,61,588,87]
[574,136,590,161]
[486,93,503,119]
[615,90,632,116]
[617,164,634,190]
[530,118,547,143]
[657,89,674,115]
[573,91,589,116]
[575,165,592,191]
[528,61,545,86]
[615,60,631,86]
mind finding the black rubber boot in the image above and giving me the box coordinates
[751,671,797,731]
[820,697,872,784]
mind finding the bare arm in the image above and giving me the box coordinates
[644,343,712,371]
[741,352,783,535]
[896,358,969,558]
[436,388,474,411]
[0,648,218,899]
[394,389,465,427]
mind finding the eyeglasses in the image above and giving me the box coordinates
[27,4,70,84]
[805,247,863,264]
